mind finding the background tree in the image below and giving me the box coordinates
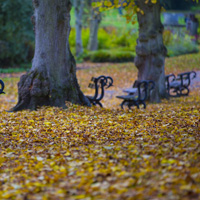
[98,0,199,103]
[88,0,102,51]
[0,0,34,67]
[73,0,85,57]
[134,0,167,102]
[10,0,90,111]
[164,0,198,11]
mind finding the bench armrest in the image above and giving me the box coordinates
[165,74,176,82]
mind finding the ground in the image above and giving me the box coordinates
[0,52,199,199]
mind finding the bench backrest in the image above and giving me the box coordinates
[133,80,155,101]
[88,75,113,101]
[165,71,196,89]
[177,71,196,87]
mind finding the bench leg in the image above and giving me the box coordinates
[140,101,146,109]
[96,101,103,108]
[120,100,144,109]
[120,100,126,109]
[127,101,139,109]
[133,102,140,109]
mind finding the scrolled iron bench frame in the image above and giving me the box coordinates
[0,79,5,94]
[165,71,196,97]
[86,75,113,107]
[116,80,155,109]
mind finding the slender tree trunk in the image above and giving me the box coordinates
[10,0,90,111]
[88,1,101,51]
[74,0,84,57]
[134,0,167,103]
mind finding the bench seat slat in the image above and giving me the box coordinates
[116,95,138,100]
[169,81,181,88]
[123,88,138,94]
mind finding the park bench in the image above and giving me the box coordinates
[0,79,5,94]
[116,80,155,109]
[86,75,113,107]
[165,71,196,97]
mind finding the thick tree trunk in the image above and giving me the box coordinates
[134,1,167,103]
[10,0,90,111]
[88,2,101,51]
[74,0,84,57]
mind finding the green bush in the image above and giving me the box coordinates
[69,28,90,50]
[84,49,135,63]
[69,27,138,51]
[86,50,111,62]
[69,28,76,48]
[164,32,199,57]
[0,0,34,67]
[98,28,115,49]
[109,51,135,62]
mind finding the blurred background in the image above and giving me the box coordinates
[0,0,199,73]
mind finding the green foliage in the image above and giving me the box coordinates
[69,27,137,62]
[84,49,135,62]
[0,67,29,74]
[89,50,110,62]
[0,0,34,67]
[69,28,90,49]
[97,28,113,49]
[163,30,199,57]
[196,14,200,35]
[163,0,200,11]
[109,50,135,62]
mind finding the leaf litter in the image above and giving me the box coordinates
[0,52,200,199]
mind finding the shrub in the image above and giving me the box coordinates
[109,51,135,62]
[165,33,199,57]
[69,28,90,50]
[87,50,111,62]
[98,28,115,49]
[0,0,34,67]
[84,49,135,63]
[163,30,173,46]
[69,27,138,52]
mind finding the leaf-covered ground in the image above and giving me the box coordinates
[0,52,200,199]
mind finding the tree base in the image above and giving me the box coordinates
[10,70,90,112]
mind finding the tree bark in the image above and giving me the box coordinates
[74,0,84,57]
[10,0,90,111]
[134,0,167,103]
[88,1,101,51]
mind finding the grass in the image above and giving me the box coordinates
[0,67,29,74]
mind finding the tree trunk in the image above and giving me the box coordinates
[88,1,101,51]
[10,0,90,112]
[134,1,167,103]
[74,0,84,57]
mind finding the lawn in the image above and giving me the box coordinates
[0,52,200,199]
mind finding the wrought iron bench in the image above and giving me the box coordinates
[0,79,5,94]
[86,75,113,107]
[116,80,155,109]
[165,71,196,97]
